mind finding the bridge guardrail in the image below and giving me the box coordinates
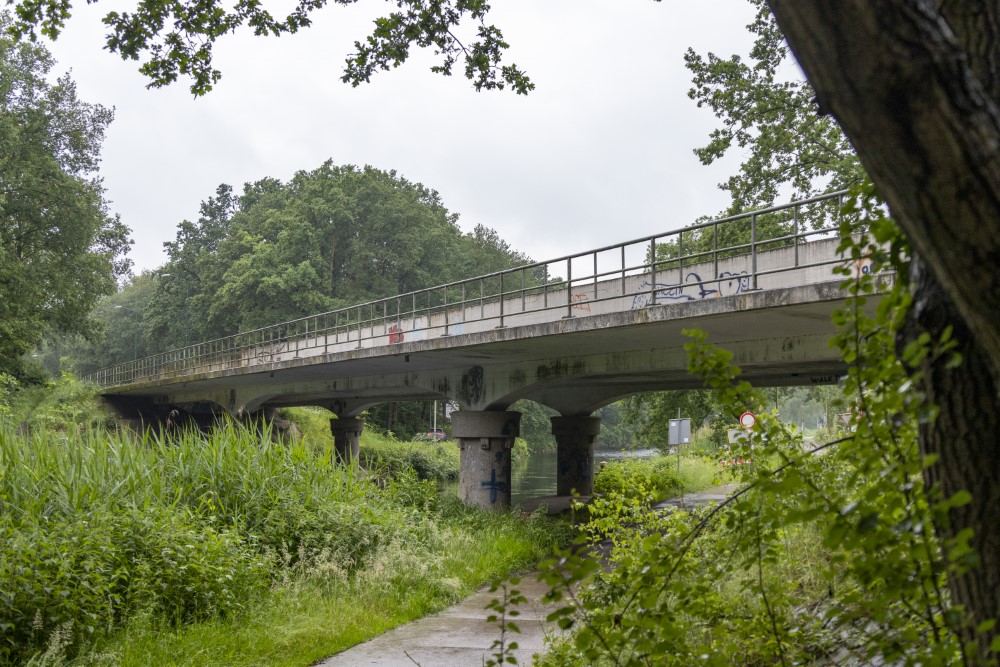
[86,190,856,389]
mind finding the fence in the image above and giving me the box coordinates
[86,190,851,389]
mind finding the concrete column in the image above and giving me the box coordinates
[330,417,363,463]
[452,411,521,511]
[552,416,601,497]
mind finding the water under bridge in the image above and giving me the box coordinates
[88,191,888,509]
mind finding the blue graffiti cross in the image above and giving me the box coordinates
[481,468,509,504]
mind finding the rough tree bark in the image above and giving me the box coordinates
[767,0,1000,656]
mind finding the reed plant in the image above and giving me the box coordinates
[0,418,565,666]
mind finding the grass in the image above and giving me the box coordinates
[0,418,566,667]
[89,503,557,667]
[677,454,729,492]
[594,453,726,503]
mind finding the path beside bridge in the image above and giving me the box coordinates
[315,486,735,666]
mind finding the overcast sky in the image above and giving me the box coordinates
[44,0,758,275]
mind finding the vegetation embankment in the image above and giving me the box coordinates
[0,387,568,667]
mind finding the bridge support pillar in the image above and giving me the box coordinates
[552,416,601,497]
[452,411,521,511]
[330,417,363,463]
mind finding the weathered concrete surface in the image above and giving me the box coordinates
[97,279,880,418]
[315,574,559,667]
[330,417,363,462]
[552,416,600,496]
[453,411,520,510]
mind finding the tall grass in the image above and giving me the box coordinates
[0,421,565,666]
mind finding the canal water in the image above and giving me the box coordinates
[511,446,658,504]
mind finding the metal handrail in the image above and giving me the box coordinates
[86,190,851,389]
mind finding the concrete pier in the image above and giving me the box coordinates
[452,411,521,511]
[552,415,600,496]
[330,417,363,463]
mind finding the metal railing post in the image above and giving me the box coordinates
[620,245,626,296]
[593,251,598,301]
[794,203,800,267]
[443,286,450,336]
[713,222,719,279]
[751,213,758,290]
[650,238,657,306]
[679,230,685,281]
[498,272,506,327]
[565,259,573,318]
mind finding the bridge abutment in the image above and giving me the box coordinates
[452,411,521,511]
[552,416,600,497]
[330,417,364,463]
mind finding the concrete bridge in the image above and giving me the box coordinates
[88,191,886,509]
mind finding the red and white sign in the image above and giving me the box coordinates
[739,411,756,429]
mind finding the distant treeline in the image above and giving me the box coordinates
[61,161,531,374]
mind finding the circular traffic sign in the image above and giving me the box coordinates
[739,411,756,429]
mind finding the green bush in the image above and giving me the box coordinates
[593,456,683,502]
[360,433,460,483]
[0,506,269,664]
[6,373,114,434]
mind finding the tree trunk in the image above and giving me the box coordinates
[767,1,1000,383]
[900,256,1000,654]
[767,0,1000,655]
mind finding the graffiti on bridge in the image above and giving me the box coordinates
[481,467,509,504]
[631,271,751,309]
[254,341,287,364]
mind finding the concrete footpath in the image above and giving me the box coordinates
[314,573,558,667]
[315,487,735,667]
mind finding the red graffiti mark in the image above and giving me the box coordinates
[388,324,404,344]
[571,292,591,313]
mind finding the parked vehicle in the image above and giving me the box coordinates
[425,428,448,440]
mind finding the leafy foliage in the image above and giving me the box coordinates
[68,162,531,376]
[360,429,460,484]
[0,18,131,380]
[0,414,563,664]
[684,0,864,213]
[593,457,683,504]
[6,0,532,96]
[536,191,978,666]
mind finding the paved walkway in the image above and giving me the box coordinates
[315,486,736,667]
[314,574,558,667]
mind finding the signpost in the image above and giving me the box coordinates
[739,411,756,429]
[668,417,691,474]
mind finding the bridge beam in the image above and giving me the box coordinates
[452,411,521,511]
[552,416,601,497]
[330,417,364,463]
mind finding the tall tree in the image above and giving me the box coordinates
[687,2,1000,652]
[762,2,1000,655]
[0,15,131,379]
[684,1,865,213]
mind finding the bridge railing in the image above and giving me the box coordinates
[86,190,854,389]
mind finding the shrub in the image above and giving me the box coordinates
[0,506,269,664]
[593,456,683,502]
[360,435,459,483]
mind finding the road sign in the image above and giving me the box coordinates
[668,418,691,445]
[727,429,750,445]
[739,411,756,429]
